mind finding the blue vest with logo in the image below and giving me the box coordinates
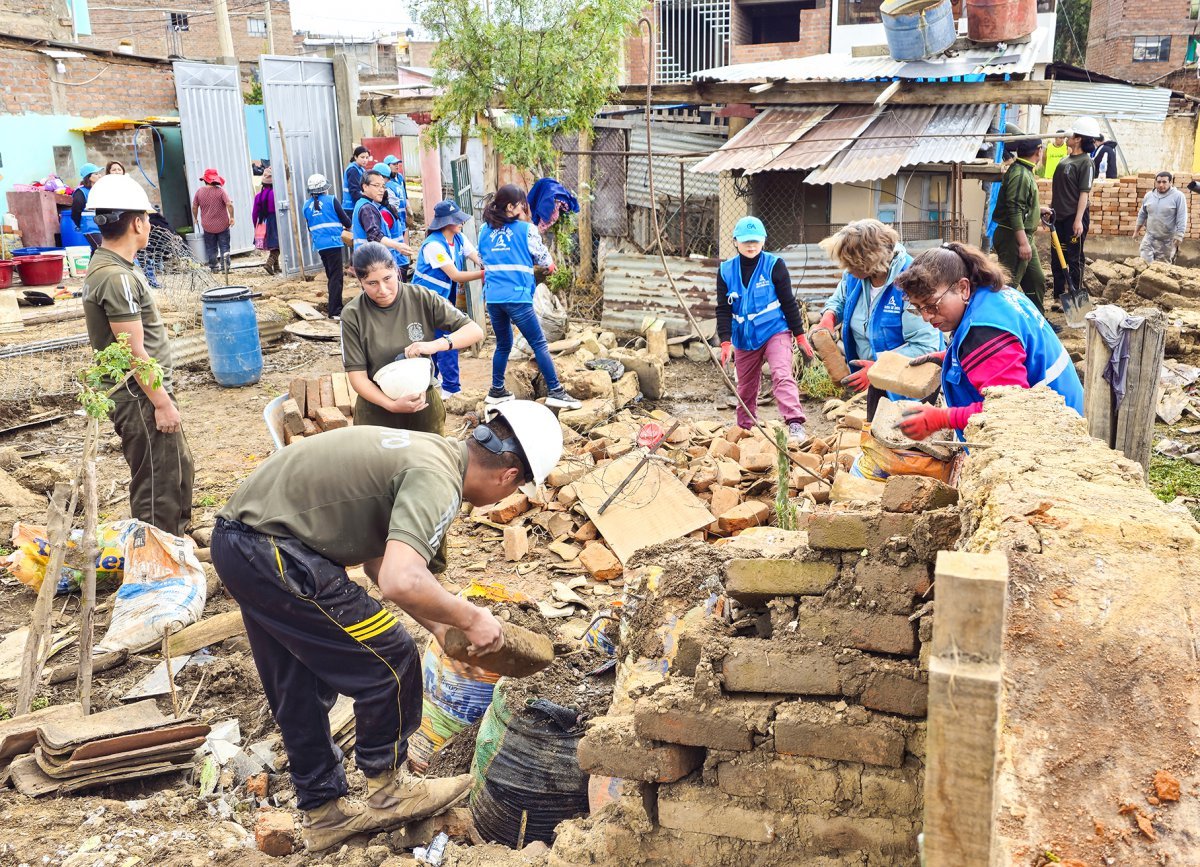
[943,286,1084,433]
[342,162,364,210]
[386,176,407,229]
[380,208,408,268]
[303,194,344,252]
[78,185,98,234]
[719,252,788,351]
[838,257,912,365]
[479,220,535,305]
[352,198,408,268]
[414,231,463,300]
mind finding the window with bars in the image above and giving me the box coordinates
[248,17,267,36]
[1132,36,1170,62]
[655,0,731,84]
[169,12,189,31]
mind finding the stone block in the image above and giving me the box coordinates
[558,398,615,431]
[738,445,775,472]
[774,701,906,767]
[718,526,808,558]
[612,371,641,408]
[573,520,598,542]
[657,783,777,843]
[881,476,958,513]
[503,526,529,561]
[717,501,769,533]
[830,474,884,505]
[579,541,622,581]
[486,492,529,524]
[708,438,740,462]
[254,809,295,856]
[708,485,741,525]
[633,683,777,751]
[561,368,616,400]
[720,638,841,696]
[611,349,666,400]
[724,558,836,601]
[576,715,704,783]
[866,350,941,399]
[313,406,348,431]
[1135,269,1180,299]
[807,512,870,550]
[796,603,917,656]
[715,458,742,487]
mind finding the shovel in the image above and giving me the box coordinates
[1044,212,1092,328]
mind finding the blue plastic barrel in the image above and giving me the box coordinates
[60,211,89,247]
[201,286,263,387]
[880,0,956,61]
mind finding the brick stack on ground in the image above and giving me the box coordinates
[1038,173,1200,241]
[280,373,355,444]
[550,477,963,866]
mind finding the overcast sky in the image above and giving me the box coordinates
[288,0,421,37]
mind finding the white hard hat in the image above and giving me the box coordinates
[481,400,564,485]
[307,173,329,194]
[1069,116,1103,139]
[87,174,154,212]
[373,357,433,399]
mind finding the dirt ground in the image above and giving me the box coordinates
[0,259,833,866]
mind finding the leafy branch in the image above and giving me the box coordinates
[78,334,163,421]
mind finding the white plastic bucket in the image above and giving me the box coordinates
[66,245,91,278]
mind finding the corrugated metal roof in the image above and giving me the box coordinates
[690,107,833,175]
[627,125,724,209]
[765,104,883,173]
[1044,80,1171,123]
[691,27,1046,83]
[806,103,993,185]
[600,241,943,335]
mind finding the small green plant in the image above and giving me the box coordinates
[30,696,49,712]
[244,81,263,105]
[79,333,164,420]
[0,704,10,721]
[1148,453,1200,520]
[545,212,578,295]
[774,426,798,531]
[798,359,841,401]
[195,494,220,508]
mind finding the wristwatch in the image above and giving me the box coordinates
[444,334,454,351]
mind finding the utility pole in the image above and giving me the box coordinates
[264,0,276,55]
[213,0,236,66]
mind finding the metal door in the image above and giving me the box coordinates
[173,62,255,254]
[260,56,341,277]
[449,156,485,327]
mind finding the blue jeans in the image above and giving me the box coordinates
[434,283,460,393]
[488,302,561,393]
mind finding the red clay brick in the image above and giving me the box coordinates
[633,683,777,751]
[774,701,906,767]
[796,603,917,656]
[576,715,704,783]
[719,639,841,696]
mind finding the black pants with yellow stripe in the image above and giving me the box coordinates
[211,518,421,810]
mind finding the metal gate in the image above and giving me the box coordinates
[173,62,255,254]
[260,56,341,277]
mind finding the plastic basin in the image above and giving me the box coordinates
[0,261,12,290]
[15,254,65,286]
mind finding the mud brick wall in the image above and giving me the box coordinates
[1038,174,1200,240]
[556,480,963,866]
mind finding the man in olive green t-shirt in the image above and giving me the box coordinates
[82,175,194,536]
[210,403,562,851]
[1049,128,1094,306]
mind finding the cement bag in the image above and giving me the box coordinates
[7,520,139,594]
[853,430,954,484]
[514,285,567,354]
[97,523,206,653]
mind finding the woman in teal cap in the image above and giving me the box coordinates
[71,163,104,250]
[372,162,411,280]
[716,216,813,440]
[382,155,408,232]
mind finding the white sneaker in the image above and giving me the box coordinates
[546,388,583,410]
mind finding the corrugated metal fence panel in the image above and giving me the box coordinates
[627,126,725,210]
[261,56,342,277]
[173,62,256,255]
[1045,81,1171,123]
[600,240,943,336]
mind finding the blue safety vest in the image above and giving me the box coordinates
[479,220,535,304]
[386,176,407,230]
[303,194,344,252]
[838,255,913,364]
[414,231,463,300]
[943,286,1084,436]
[352,197,408,268]
[78,185,98,234]
[380,208,408,269]
[342,162,365,210]
[719,252,788,351]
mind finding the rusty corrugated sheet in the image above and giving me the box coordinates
[805,103,992,185]
[769,104,882,173]
[690,107,833,175]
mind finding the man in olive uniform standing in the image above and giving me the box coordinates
[82,174,194,536]
[210,401,563,851]
[992,138,1047,314]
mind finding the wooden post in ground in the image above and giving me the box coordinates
[1083,318,1115,448]
[577,129,594,283]
[15,483,75,715]
[923,550,1009,867]
[76,419,100,715]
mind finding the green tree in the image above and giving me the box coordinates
[1055,0,1092,65]
[411,0,642,172]
[244,81,264,105]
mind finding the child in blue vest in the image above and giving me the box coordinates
[414,200,486,397]
[478,185,581,410]
[717,217,813,440]
[303,173,352,318]
[815,220,942,419]
[382,155,408,230]
[893,242,1084,442]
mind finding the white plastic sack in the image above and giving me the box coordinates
[515,285,568,354]
[97,522,206,653]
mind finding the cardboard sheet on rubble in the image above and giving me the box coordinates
[36,735,208,778]
[0,703,84,762]
[37,698,185,753]
[574,454,714,564]
[9,753,187,797]
[0,627,76,682]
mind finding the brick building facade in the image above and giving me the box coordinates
[1086,0,1199,92]
[0,0,72,42]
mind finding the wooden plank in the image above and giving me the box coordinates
[0,704,84,761]
[1114,308,1165,472]
[923,658,1003,867]
[305,377,323,419]
[165,610,245,657]
[288,377,308,418]
[331,372,353,415]
[931,551,1008,663]
[45,650,127,685]
[281,398,306,436]
[288,300,324,321]
[1083,320,1115,448]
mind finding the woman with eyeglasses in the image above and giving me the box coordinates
[814,220,942,418]
[893,242,1083,442]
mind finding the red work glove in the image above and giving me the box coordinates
[898,406,953,441]
[909,350,947,367]
[794,333,813,359]
[818,311,836,332]
[719,341,733,366]
[841,359,873,392]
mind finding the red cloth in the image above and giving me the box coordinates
[192,185,231,234]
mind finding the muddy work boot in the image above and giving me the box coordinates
[365,770,472,825]
[302,796,399,852]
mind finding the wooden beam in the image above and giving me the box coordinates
[1114,307,1166,472]
[358,93,437,116]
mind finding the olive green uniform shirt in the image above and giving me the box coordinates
[82,247,174,395]
[995,158,1040,232]
[1051,152,1093,220]
[218,426,467,570]
[340,285,471,381]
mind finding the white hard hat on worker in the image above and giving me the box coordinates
[307,173,330,194]
[479,400,563,486]
[1069,116,1102,139]
[87,174,154,213]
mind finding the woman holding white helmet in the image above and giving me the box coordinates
[340,242,484,434]
[303,173,352,318]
